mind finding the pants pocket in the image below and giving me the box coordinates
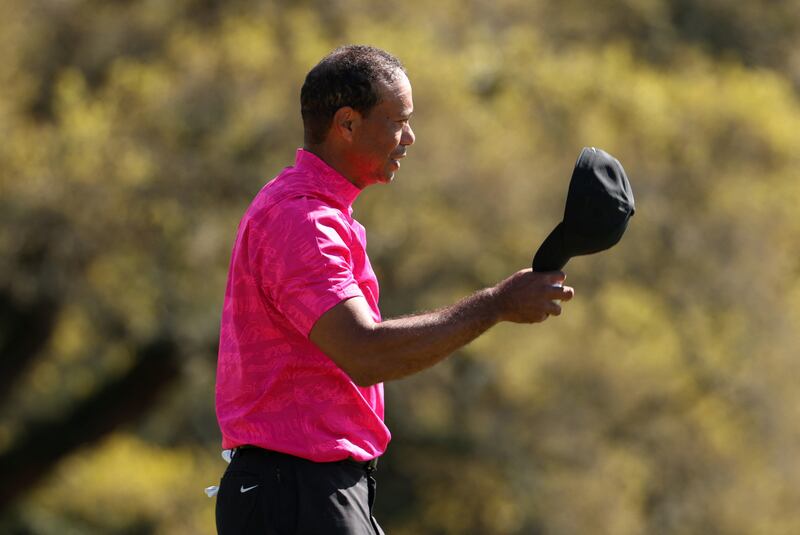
[273,465,298,535]
[215,471,263,535]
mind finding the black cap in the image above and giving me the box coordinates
[532,147,635,272]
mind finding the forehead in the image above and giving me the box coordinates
[375,71,413,114]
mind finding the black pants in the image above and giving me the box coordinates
[215,448,385,535]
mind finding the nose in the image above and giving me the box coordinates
[401,122,415,146]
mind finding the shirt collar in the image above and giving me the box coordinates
[294,149,362,210]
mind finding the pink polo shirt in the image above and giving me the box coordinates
[215,149,389,462]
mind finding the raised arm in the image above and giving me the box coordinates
[309,269,574,386]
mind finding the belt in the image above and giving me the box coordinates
[232,445,379,473]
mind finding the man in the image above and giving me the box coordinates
[214,45,574,535]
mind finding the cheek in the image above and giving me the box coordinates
[386,126,403,148]
[360,122,401,160]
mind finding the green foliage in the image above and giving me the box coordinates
[2,0,800,533]
[19,434,217,534]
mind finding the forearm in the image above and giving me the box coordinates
[356,287,501,384]
[309,269,572,386]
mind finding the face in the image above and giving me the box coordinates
[348,70,415,188]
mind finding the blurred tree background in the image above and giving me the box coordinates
[1,0,800,533]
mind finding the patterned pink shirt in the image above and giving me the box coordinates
[215,149,389,462]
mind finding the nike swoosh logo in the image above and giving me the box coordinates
[240,484,259,493]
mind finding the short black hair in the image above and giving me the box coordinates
[301,45,405,145]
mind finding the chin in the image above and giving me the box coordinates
[375,172,394,184]
[362,168,395,186]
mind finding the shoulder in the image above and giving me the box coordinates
[275,197,349,228]
[246,196,352,245]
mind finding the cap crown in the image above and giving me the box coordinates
[563,147,635,255]
[531,147,635,271]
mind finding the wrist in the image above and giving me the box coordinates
[484,285,507,324]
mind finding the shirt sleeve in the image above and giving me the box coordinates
[250,198,365,338]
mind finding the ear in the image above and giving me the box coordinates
[331,106,361,143]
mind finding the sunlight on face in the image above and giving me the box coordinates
[350,70,415,188]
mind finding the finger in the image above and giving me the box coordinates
[558,285,575,301]
[542,271,566,285]
[545,285,573,300]
[547,301,563,316]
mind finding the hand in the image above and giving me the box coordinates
[492,269,574,323]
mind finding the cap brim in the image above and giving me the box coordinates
[531,222,570,272]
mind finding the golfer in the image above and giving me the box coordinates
[214,44,574,535]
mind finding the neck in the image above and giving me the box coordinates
[303,144,364,189]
